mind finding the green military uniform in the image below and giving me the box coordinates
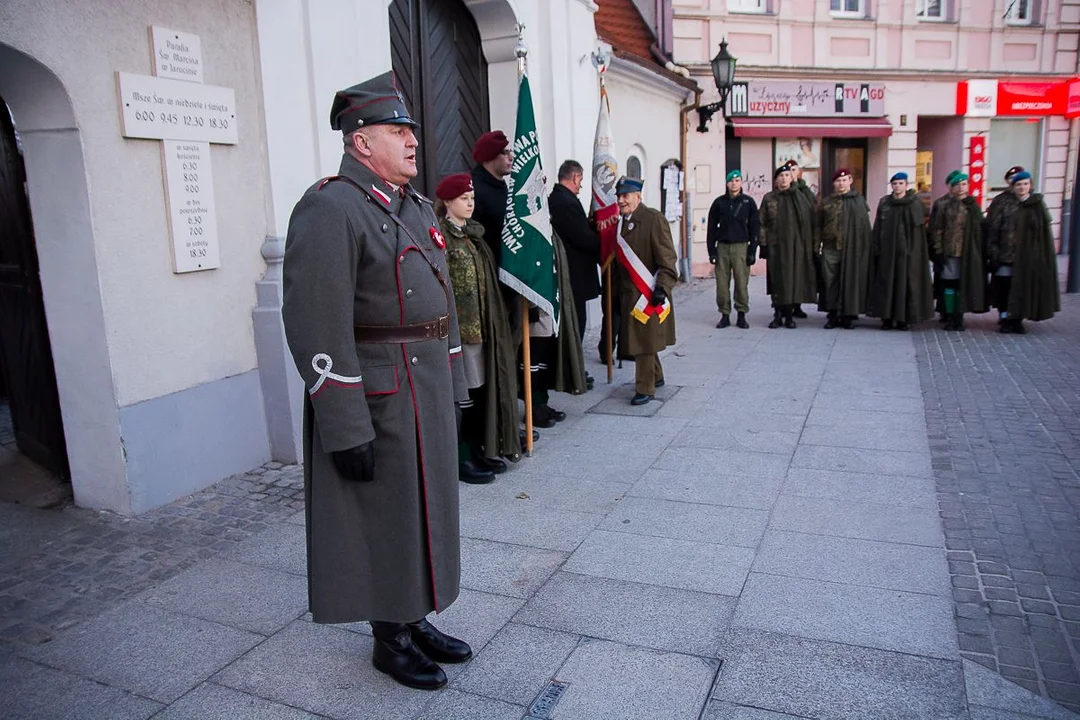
[616,204,678,396]
[869,189,933,327]
[987,191,1059,325]
[760,186,817,315]
[929,189,987,329]
[817,190,872,322]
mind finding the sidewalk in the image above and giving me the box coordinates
[2,275,1079,719]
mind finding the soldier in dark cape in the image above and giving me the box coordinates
[435,173,521,483]
[868,172,933,329]
[986,170,1060,333]
[817,168,872,329]
[785,159,817,319]
[928,171,987,331]
[759,165,817,328]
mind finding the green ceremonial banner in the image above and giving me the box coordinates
[499,73,559,330]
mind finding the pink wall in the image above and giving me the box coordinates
[917,116,965,200]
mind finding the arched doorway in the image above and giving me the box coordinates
[0,97,69,482]
[389,0,490,195]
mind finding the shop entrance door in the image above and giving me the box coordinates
[823,138,868,197]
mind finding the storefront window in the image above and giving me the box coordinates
[987,118,1041,191]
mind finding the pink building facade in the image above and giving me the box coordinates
[674,0,1080,278]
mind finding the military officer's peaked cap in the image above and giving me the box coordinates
[615,176,644,194]
[330,72,418,132]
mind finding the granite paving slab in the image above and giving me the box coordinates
[791,444,933,478]
[458,497,602,552]
[458,537,567,599]
[154,682,323,719]
[630,467,785,510]
[781,467,937,509]
[599,496,770,548]
[769,494,945,546]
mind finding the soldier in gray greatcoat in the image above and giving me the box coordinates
[282,72,472,691]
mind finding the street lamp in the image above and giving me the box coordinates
[696,38,738,133]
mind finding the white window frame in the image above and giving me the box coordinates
[728,0,768,13]
[916,0,947,21]
[1004,0,1034,25]
[830,0,866,18]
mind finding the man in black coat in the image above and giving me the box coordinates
[470,131,513,260]
[706,169,759,329]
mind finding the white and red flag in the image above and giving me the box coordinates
[591,84,619,267]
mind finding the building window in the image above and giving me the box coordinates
[830,0,865,17]
[729,0,767,13]
[1004,0,1034,24]
[626,155,643,180]
[916,0,946,21]
[988,118,1041,192]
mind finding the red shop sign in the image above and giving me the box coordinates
[969,136,987,209]
[996,80,1068,116]
[1068,78,1080,119]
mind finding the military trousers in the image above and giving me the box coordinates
[634,353,664,396]
[714,242,750,315]
[819,249,843,313]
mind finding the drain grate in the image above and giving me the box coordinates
[525,680,569,719]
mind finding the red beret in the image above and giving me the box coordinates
[472,131,509,163]
[435,173,474,201]
[833,168,852,181]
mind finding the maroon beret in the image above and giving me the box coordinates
[472,131,509,163]
[833,168,852,181]
[1004,165,1025,182]
[435,173,474,201]
[784,159,798,169]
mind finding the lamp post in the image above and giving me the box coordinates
[696,38,737,133]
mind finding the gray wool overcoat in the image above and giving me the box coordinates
[282,154,468,624]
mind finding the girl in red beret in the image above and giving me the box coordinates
[435,174,521,481]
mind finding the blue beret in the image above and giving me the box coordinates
[615,176,644,194]
[1010,170,1032,184]
[890,172,909,182]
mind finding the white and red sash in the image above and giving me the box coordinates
[616,218,672,325]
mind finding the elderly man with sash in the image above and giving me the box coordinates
[282,72,472,691]
[613,176,678,406]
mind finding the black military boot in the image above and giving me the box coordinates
[407,618,473,663]
[768,308,782,329]
[474,453,508,474]
[370,621,447,690]
[881,319,894,330]
[736,311,749,329]
[895,321,909,331]
[792,305,808,319]
[716,313,731,329]
[824,312,838,330]
[459,459,495,484]
[840,315,855,330]
[783,308,797,329]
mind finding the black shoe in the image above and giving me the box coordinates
[881,319,894,330]
[716,314,731,329]
[585,372,595,390]
[407,618,473,664]
[896,322,909,331]
[1013,319,1026,335]
[474,455,508,474]
[792,306,808,319]
[824,316,839,330]
[529,406,557,428]
[544,405,570,423]
[630,393,653,406]
[768,314,782,329]
[655,379,665,388]
[938,313,949,324]
[784,317,797,329]
[370,623,447,690]
[841,317,855,330]
[459,459,495,484]
[517,429,539,447]
[736,312,749,329]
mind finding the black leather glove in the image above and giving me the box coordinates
[454,403,463,433]
[331,442,375,483]
[527,306,540,324]
[708,255,717,265]
[746,249,757,267]
[650,286,666,306]
[934,253,945,266]
[758,246,769,261]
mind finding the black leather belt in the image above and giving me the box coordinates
[354,316,449,343]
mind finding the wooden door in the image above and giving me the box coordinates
[389,0,489,196]
[0,99,70,479]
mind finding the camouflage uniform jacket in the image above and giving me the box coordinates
[818,191,870,252]
[929,194,976,257]
[985,190,1022,266]
[442,217,488,345]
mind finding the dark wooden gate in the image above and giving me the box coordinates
[389,0,490,196]
[0,98,70,479]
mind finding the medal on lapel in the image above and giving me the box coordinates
[430,226,446,249]
[627,221,635,231]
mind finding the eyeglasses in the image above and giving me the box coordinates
[500,149,515,158]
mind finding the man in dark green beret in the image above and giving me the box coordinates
[282,71,473,691]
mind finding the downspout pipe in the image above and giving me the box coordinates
[678,86,703,283]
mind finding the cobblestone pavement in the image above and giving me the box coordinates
[917,290,1080,715]
[0,463,304,647]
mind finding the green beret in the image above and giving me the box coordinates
[726,170,742,182]
[949,172,969,186]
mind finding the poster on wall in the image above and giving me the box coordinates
[774,138,821,169]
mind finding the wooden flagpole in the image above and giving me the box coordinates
[604,262,613,383]
[515,25,534,457]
